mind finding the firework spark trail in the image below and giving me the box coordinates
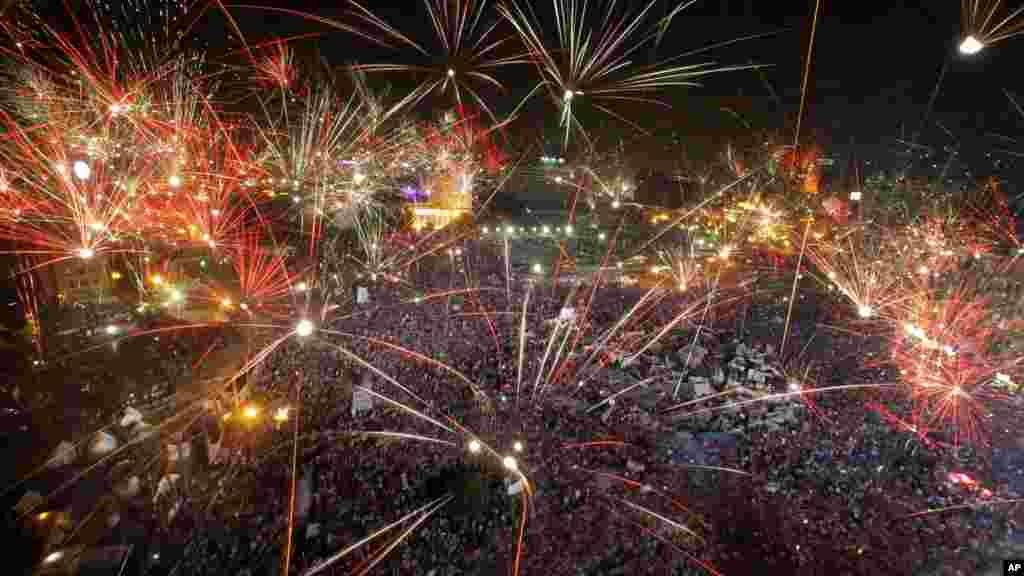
[575,285,665,381]
[536,317,578,398]
[904,498,1023,519]
[585,375,663,414]
[282,379,302,576]
[633,169,761,256]
[625,289,751,366]
[546,220,626,391]
[603,504,724,576]
[350,494,453,575]
[780,218,811,354]
[318,327,489,400]
[509,487,529,576]
[661,382,902,417]
[322,342,460,435]
[574,466,728,530]
[611,495,705,544]
[499,0,762,148]
[793,0,821,151]
[962,0,1024,46]
[675,267,723,399]
[343,0,530,122]
[304,494,453,576]
[516,282,531,403]
[531,313,566,400]
[561,440,633,450]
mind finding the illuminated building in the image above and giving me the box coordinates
[410,170,473,230]
[52,257,113,305]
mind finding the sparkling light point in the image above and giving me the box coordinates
[959,35,984,55]
[72,160,90,180]
[296,319,314,337]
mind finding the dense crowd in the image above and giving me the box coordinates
[17,242,1022,575]
[149,243,1024,576]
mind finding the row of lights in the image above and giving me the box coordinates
[482,225,576,237]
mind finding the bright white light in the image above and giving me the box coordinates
[554,176,563,184]
[105,325,118,335]
[612,200,621,209]
[170,290,182,302]
[502,455,518,471]
[598,232,606,240]
[168,175,182,188]
[447,68,455,77]
[531,263,542,274]
[513,441,523,452]
[849,190,862,201]
[468,439,481,453]
[959,35,984,55]
[77,247,95,259]
[542,225,551,234]
[483,226,489,233]
[563,89,574,101]
[295,281,308,292]
[565,225,573,235]
[44,551,63,564]
[295,319,314,337]
[787,379,802,392]
[857,304,874,318]
[73,160,91,180]
[272,406,290,422]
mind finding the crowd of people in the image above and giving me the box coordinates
[17,240,1022,575]
[151,242,1023,576]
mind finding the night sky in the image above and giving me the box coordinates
[196,1,1024,181]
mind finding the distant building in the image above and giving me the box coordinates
[52,257,113,306]
[510,155,576,210]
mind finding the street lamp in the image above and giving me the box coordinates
[959,35,984,55]
[77,247,95,259]
[502,455,518,471]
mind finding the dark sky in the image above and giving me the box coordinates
[25,0,1024,175]
[212,1,1024,173]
